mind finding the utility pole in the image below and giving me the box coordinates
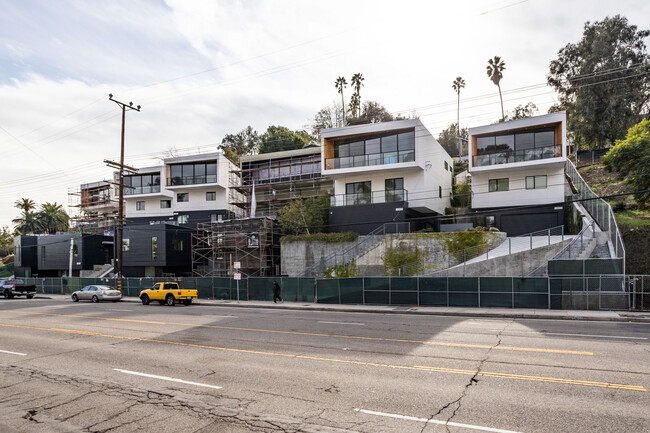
[106,94,140,291]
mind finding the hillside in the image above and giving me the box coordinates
[578,164,650,275]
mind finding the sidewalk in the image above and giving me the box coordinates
[41,294,650,323]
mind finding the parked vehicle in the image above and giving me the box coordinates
[139,282,197,306]
[71,285,122,303]
[1,279,37,299]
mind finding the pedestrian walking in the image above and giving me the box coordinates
[273,280,282,303]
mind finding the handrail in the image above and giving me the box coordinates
[564,160,625,270]
[299,222,410,277]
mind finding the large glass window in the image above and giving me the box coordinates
[169,162,217,185]
[124,174,160,195]
[329,128,416,170]
[346,181,371,205]
[489,178,509,192]
[160,200,171,208]
[151,237,158,260]
[381,135,398,153]
[475,127,556,166]
[385,178,404,202]
[398,131,415,150]
[526,175,547,189]
[206,192,216,201]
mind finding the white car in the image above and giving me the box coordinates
[71,285,122,303]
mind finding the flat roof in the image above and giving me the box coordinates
[241,146,321,163]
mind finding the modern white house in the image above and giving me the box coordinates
[123,152,242,227]
[468,111,568,235]
[321,119,454,233]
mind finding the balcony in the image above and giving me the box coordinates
[325,150,415,170]
[124,185,160,195]
[473,144,561,167]
[330,189,408,207]
[166,175,218,186]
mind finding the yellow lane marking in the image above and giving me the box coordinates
[1,310,592,356]
[0,323,643,392]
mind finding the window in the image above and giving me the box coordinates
[475,127,556,166]
[526,175,547,189]
[122,239,130,251]
[41,246,46,265]
[160,200,171,208]
[346,181,371,205]
[177,193,189,202]
[151,237,158,260]
[385,178,404,202]
[206,192,216,201]
[136,201,145,211]
[177,215,189,224]
[124,173,160,195]
[172,239,183,251]
[439,186,442,198]
[444,161,448,171]
[169,162,217,185]
[489,178,509,192]
[486,216,495,227]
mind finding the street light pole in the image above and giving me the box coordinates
[107,94,140,291]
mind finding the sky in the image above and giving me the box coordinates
[1,0,649,229]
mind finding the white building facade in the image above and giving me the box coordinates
[468,112,568,235]
[321,119,454,233]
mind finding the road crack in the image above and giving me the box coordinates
[420,320,513,433]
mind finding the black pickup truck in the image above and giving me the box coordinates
[1,279,37,299]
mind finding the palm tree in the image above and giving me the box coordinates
[37,202,69,234]
[334,76,347,126]
[452,76,466,156]
[12,211,42,234]
[351,73,365,116]
[349,93,360,119]
[486,56,506,120]
[14,198,36,213]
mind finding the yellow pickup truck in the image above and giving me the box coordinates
[139,282,197,306]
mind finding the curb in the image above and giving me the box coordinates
[104,296,650,323]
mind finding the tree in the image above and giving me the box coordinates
[351,73,365,116]
[219,125,261,165]
[602,119,650,206]
[14,198,36,213]
[360,100,394,123]
[277,195,329,235]
[452,77,466,155]
[0,226,13,257]
[437,122,468,157]
[334,76,347,126]
[548,15,650,149]
[349,93,360,118]
[486,56,506,120]
[310,103,345,141]
[37,202,69,234]
[12,210,42,234]
[259,126,310,154]
[502,102,538,122]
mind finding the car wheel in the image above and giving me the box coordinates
[183,299,192,306]
[141,295,150,305]
[72,294,79,302]
[3,290,9,299]
[92,295,99,303]
[26,295,34,299]
[165,294,176,306]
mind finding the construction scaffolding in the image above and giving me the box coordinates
[191,217,280,277]
[68,180,119,234]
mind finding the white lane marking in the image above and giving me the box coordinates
[319,321,365,326]
[355,408,525,433]
[113,369,222,390]
[0,349,27,356]
[542,332,647,340]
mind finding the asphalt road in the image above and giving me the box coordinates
[0,297,649,433]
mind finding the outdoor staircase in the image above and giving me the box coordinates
[80,264,114,278]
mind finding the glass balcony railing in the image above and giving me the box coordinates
[325,150,415,170]
[124,185,160,195]
[166,175,218,186]
[472,144,561,167]
[330,189,408,207]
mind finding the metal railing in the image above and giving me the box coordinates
[167,175,218,186]
[330,189,408,207]
[299,222,411,277]
[565,160,625,267]
[434,226,567,277]
[124,185,161,195]
[325,150,415,170]
[473,144,560,167]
